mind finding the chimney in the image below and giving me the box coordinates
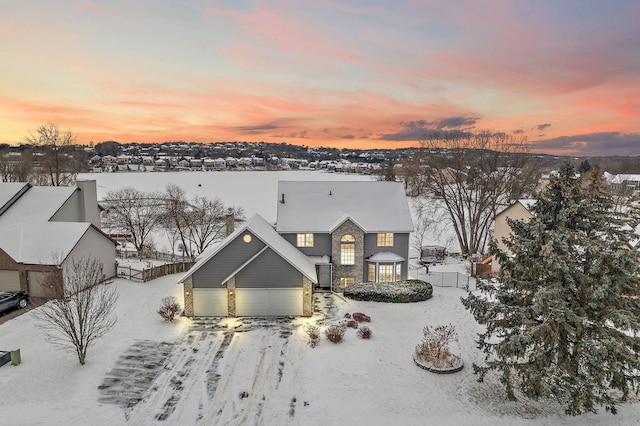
[225,208,235,236]
[76,180,101,228]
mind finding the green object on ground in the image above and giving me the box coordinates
[10,348,21,366]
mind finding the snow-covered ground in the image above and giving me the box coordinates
[3,266,640,425]
[2,171,639,425]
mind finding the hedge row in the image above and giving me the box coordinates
[343,279,433,303]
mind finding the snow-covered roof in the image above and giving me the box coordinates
[0,183,109,265]
[366,252,405,262]
[0,221,93,264]
[0,182,30,214]
[179,214,318,284]
[496,199,536,218]
[276,181,413,233]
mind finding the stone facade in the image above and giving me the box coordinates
[302,276,313,316]
[183,277,194,316]
[227,276,236,317]
[331,219,365,292]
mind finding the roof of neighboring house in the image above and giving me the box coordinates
[179,214,318,284]
[496,199,536,219]
[0,182,113,265]
[275,181,414,233]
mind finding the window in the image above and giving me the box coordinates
[395,264,401,281]
[340,234,355,265]
[377,233,394,247]
[296,233,314,247]
[368,264,376,282]
[379,265,394,282]
[340,277,355,288]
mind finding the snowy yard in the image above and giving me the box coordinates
[2,269,640,425]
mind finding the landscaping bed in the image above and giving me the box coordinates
[343,279,433,303]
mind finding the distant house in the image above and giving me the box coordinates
[179,181,414,317]
[491,199,535,274]
[0,180,116,297]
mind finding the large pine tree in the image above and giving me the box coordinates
[462,163,640,415]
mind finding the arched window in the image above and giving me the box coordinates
[340,234,355,265]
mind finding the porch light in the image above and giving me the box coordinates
[185,290,190,297]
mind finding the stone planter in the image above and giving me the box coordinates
[413,353,463,374]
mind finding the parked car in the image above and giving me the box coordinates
[0,291,29,315]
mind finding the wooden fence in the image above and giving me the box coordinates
[117,261,195,283]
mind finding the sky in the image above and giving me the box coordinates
[1,0,639,157]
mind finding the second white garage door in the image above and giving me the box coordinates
[236,288,302,316]
[193,288,228,316]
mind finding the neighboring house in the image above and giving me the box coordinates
[179,214,317,317]
[0,180,116,298]
[491,199,535,274]
[179,180,414,317]
[276,181,414,291]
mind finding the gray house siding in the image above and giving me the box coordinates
[363,232,410,280]
[280,233,332,257]
[235,248,303,288]
[192,231,265,288]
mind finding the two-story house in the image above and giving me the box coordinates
[179,180,413,317]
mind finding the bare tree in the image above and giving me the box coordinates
[161,184,245,257]
[418,131,540,257]
[103,187,164,252]
[0,145,34,182]
[33,256,118,365]
[24,123,82,186]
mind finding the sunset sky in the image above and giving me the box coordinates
[1,1,639,156]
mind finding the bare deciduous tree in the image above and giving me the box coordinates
[33,256,118,365]
[161,184,245,257]
[25,123,83,186]
[103,187,164,252]
[418,131,540,257]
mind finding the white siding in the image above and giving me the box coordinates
[66,227,116,279]
[236,288,302,316]
[193,288,228,316]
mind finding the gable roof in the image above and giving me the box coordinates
[275,181,413,233]
[179,214,318,284]
[0,182,112,265]
[496,199,536,219]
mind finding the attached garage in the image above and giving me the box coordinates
[236,288,302,316]
[179,215,317,317]
[192,288,228,316]
[0,270,20,292]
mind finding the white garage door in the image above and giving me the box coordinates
[0,270,20,292]
[193,288,228,316]
[236,288,302,317]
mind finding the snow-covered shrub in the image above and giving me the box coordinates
[343,280,433,303]
[158,296,181,322]
[415,324,460,369]
[325,324,346,343]
[343,313,352,319]
[352,312,371,322]
[304,324,321,348]
[346,320,358,329]
[357,326,372,339]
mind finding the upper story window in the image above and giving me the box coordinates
[340,234,355,265]
[297,233,314,247]
[377,233,394,247]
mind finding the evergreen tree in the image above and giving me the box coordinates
[462,163,640,415]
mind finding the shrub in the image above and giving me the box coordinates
[158,296,181,322]
[346,320,358,329]
[304,324,321,348]
[352,312,371,322]
[325,324,346,344]
[415,324,459,368]
[343,280,433,303]
[343,313,352,319]
[357,326,372,339]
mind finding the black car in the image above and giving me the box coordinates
[0,291,30,315]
